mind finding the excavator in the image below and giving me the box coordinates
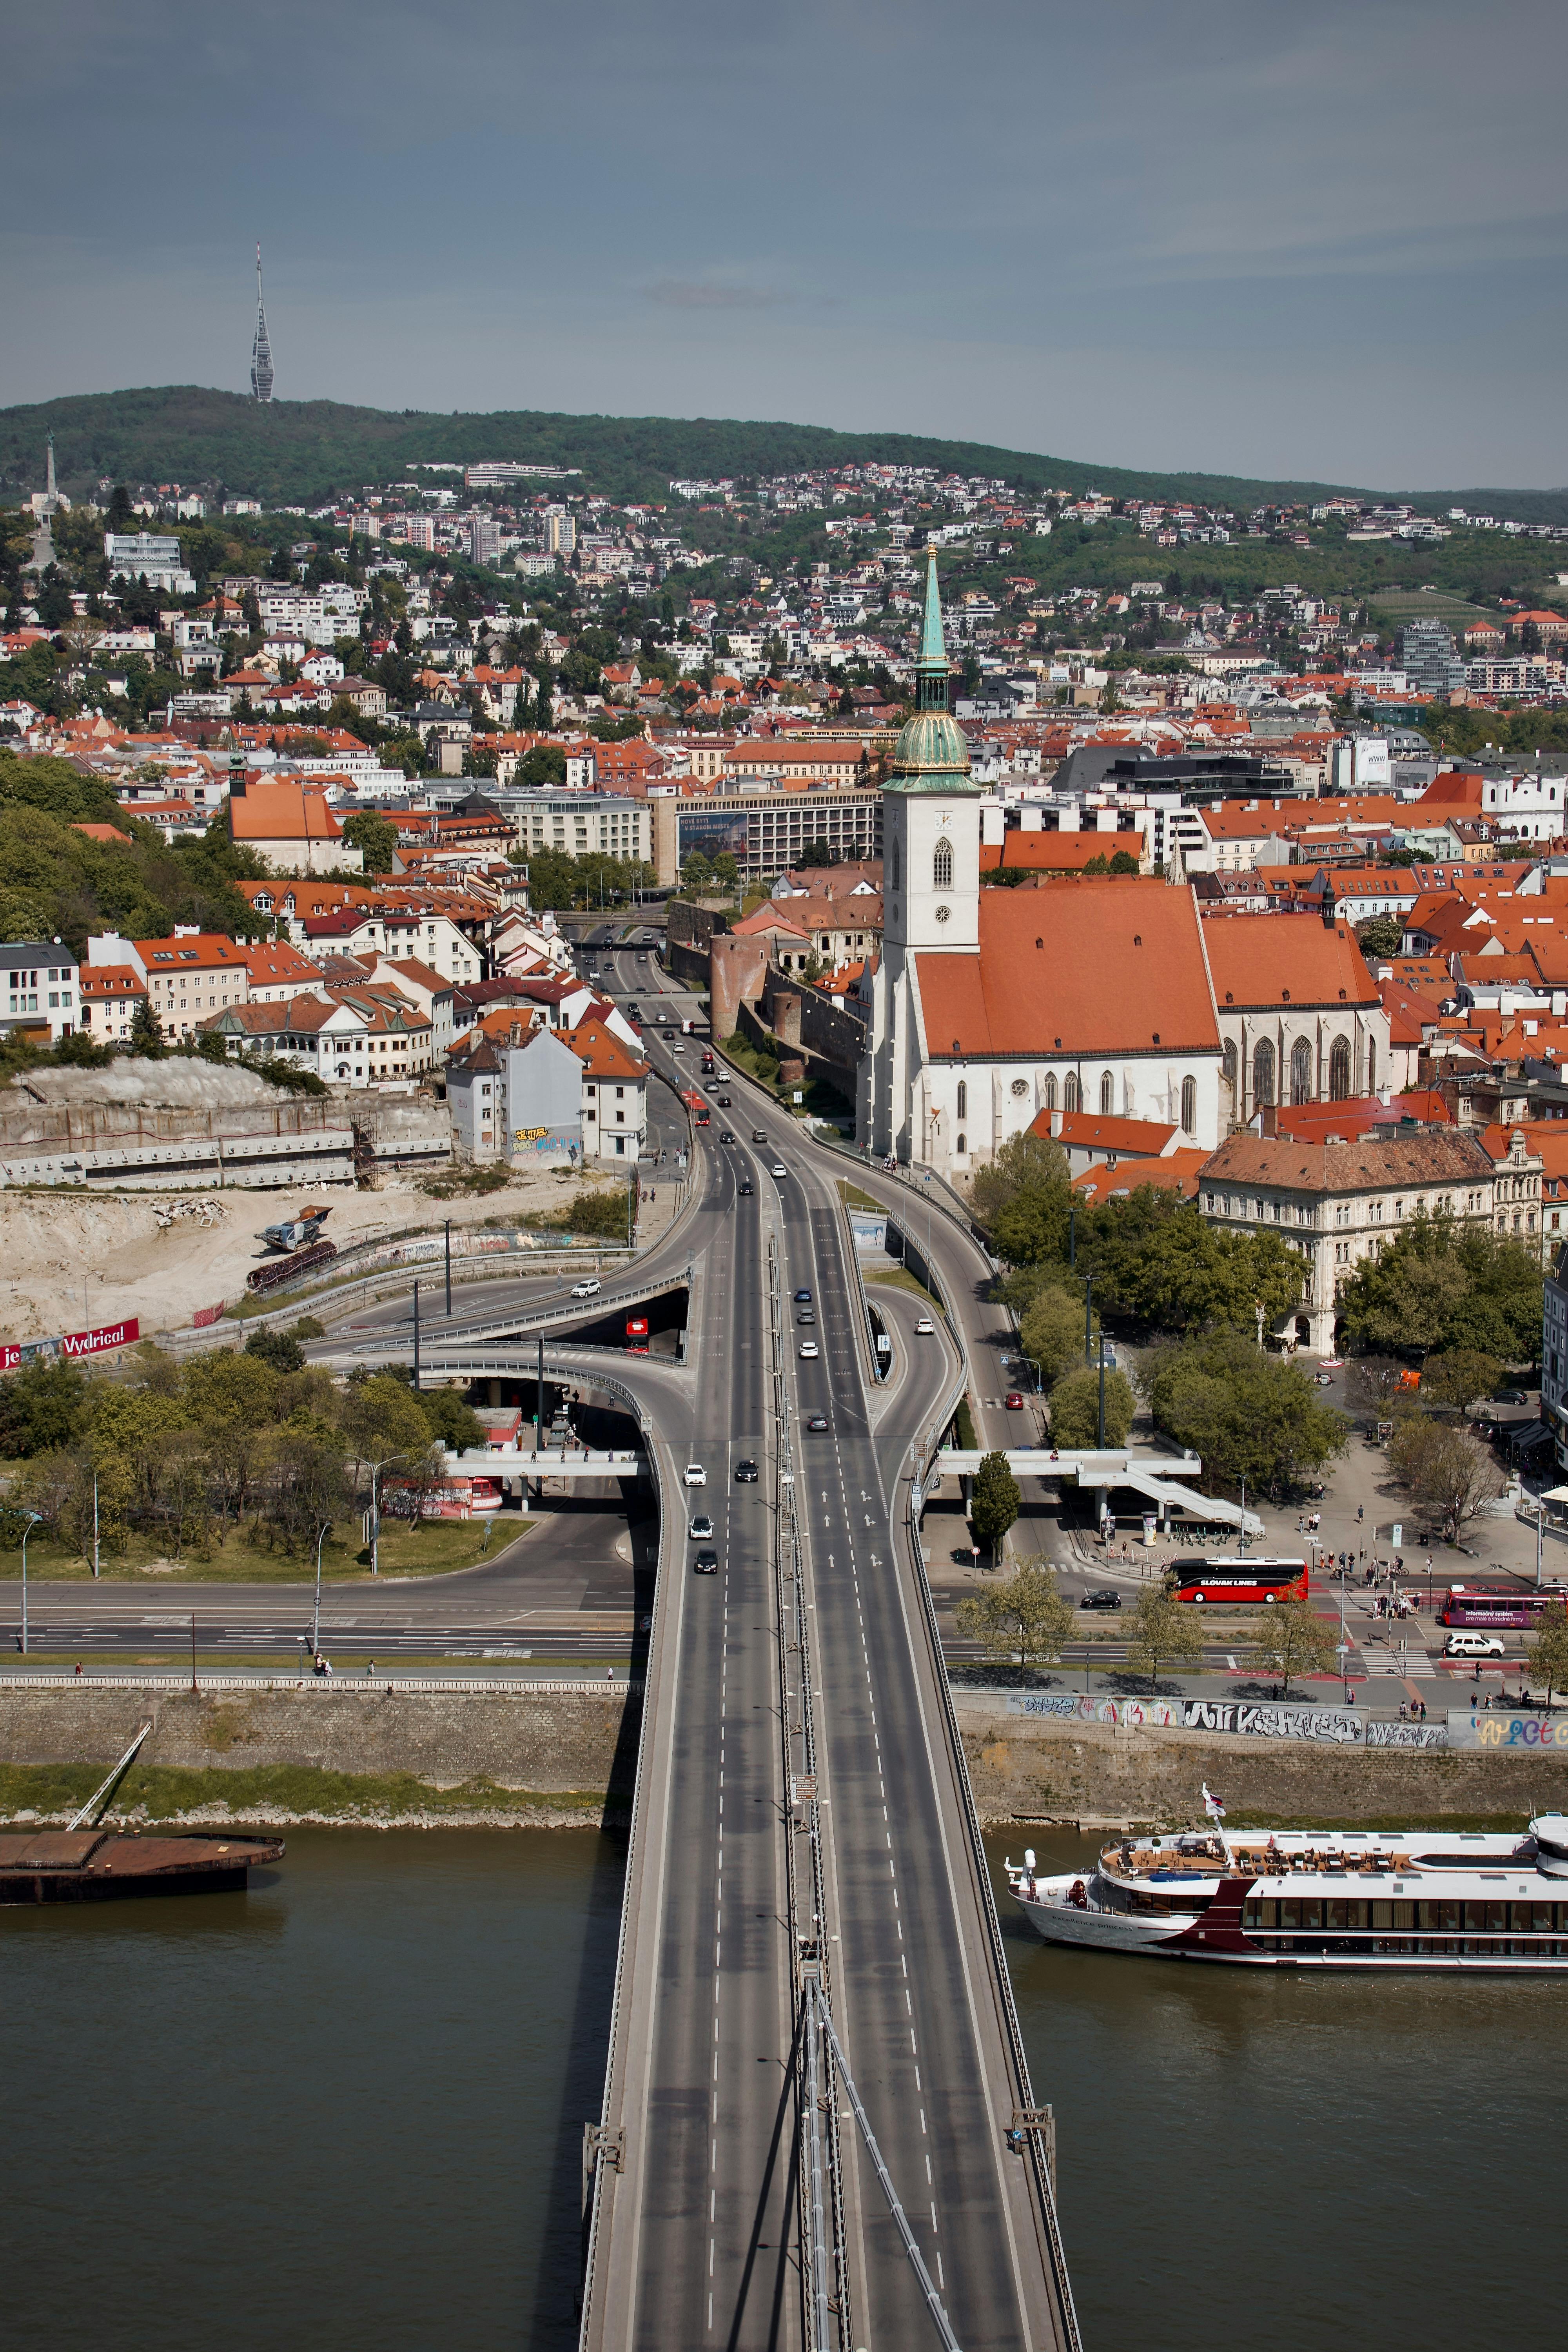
[254,1204,333,1256]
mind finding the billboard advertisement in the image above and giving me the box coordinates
[0,1318,140,1371]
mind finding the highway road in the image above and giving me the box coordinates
[581,948,1076,2350]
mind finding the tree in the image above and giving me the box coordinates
[129,997,166,1057]
[1387,1418,1506,1538]
[712,851,740,897]
[1345,1356,1419,1419]
[1355,913,1405,961]
[258,1431,355,1558]
[1527,1602,1568,1708]
[679,849,715,896]
[336,1371,434,1470]
[516,744,567,789]
[1047,1363,1135,1447]
[0,1359,86,1458]
[245,1326,306,1375]
[415,1385,486,1452]
[1420,1350,1504,1414]
[342,809,399,875]
[797,838,838,868]
[1248,1599,1339,1697]
[1018,1285,1096,1387]
[970,1450,1022,1560]
[971,1130,1073,1263]
[1147,1330,1348,1496]
[955,1558,1075,1672]
[1336,1209,1543,1363]
[1123,1583,1205,1692]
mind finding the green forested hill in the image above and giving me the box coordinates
[4,383,1564,521]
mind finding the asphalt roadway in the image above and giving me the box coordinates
[578,950,1073,2351]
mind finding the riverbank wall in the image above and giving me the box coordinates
[0,1684,636,1829]
[954,1698,1568,1828]
[5,1684,1568,1830]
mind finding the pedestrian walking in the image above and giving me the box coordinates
[1357,1504,1364,1524]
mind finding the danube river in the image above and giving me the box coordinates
[7,1827,1565,2348]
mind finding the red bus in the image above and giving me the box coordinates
[625,1316,649,1355]
[695,1107,711,1127]
[1171,1556,1309,1605]
[1441,1583,1566,1628]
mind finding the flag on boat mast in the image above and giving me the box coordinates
[1202,1784,1226,1823]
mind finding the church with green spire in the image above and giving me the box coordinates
[858,546,1229,1179]
[861,548,983,1159]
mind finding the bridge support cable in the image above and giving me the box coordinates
[769,1231,851,2351]
[906,1421,1084,2352]
[809,1979,963,2352]
[799,1964,835,2352]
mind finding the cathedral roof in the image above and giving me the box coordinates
[916,880,1220,1059]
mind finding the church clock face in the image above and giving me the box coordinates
[934,904,951,923]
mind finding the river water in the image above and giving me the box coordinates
[7,1826,1565,2349]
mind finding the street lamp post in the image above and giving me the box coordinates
[367,1452,419,1580]
[17,1509,42,1655]
[1097,1338,1107,1449]
[1084,1271,1094,1368]
[312,1518,331,1657]
[444,1219,453,1318]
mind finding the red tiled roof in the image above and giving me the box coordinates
[916,880,1220,1060]
[1203,913,1382,1011]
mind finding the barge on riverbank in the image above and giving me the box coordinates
[0,1829,285,1904]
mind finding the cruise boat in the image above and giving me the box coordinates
[1004,1820,1568,1969]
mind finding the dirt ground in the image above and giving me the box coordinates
[0,1164,611,1345]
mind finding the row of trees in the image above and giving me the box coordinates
[959,1558,1568,1707]
[956,1560,1344,1695]
[0,1334,483,1565]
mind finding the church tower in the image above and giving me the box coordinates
[862,550,980,1158]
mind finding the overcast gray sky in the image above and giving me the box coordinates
[5,0,1565,486]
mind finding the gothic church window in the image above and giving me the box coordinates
[1328,1037,1352,1100]
[1253,1039,1276,1108]
[1181,1076,1197,1134]
[933,837,953,891]
[956,1080,967,1121]
[1290,1039,1312,1105]
[1100,1071,1115,1115]
[1063,1072,1080,1114]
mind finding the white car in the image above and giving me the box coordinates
[771,1162,788,1178]
[914,1316,935,1335]
[570,1277,602,1298]
[799,1340,819,1359]
[1445,1631,1505,1658]
[684,1462,707,1486]
[689,1514,714,1540]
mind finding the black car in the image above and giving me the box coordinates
[796,1309,816,1326]
[719,1130,734,1144]
[737,1178,754,1196]
[794,1288,812,1303]
[805,1414,830,1433]
[735,1459,759,1483]
[693,1550,719,1575]
[715,1094,731,1107]
[1079,1590,1122,1611]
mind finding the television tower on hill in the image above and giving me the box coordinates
[250,244,274,403]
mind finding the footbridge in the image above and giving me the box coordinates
[934,1445,1265,1540]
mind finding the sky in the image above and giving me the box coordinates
[4,0,1566,488]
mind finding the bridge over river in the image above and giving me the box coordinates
[405,999,1083,2351]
